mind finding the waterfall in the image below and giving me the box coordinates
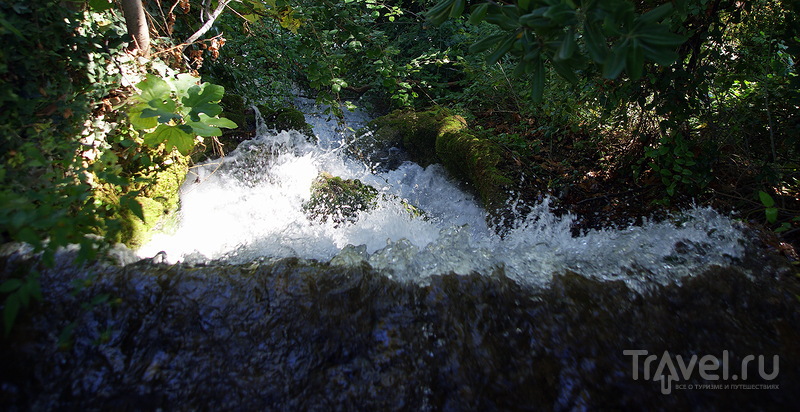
[138,100,747,289]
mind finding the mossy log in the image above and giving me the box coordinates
[357,107,512,213]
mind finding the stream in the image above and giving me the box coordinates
[138,100,749,290]
[1,100,798,410]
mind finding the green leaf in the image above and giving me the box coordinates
[58,322,76,350]
[171,73,200,98]
[0,15,24,39]
[486,34,517,65]
[182,83,225,122]
[766,207,778,224]
[27,277,42,302]
[638,29,685,47]
[758,191,775,207]
[426,0,455,25]
[122,196,146,222]
[543,3,576,25]
[0,279,22,294]
[140,99,181,123]
[136,74,172,104]
[486,7,521,30]
[144,124,195,155]
[4,293,20,336]
[640,43,679,66]
[450,0,466,18]
[638,4,674,25]
[603,49,627,79]
[469,3,489,24]
[584,23,607,63]
[207,116,238,129]
[557,27,577,60]
[128,103,159,130]
[626,40,644,80]
[551,59,578,84]
[469,34,506,54]
[17,285,29,307]
[185,114,237,137]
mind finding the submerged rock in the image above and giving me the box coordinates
[302,172,426,226]
[303,172,380,225]
[0,247,798,410]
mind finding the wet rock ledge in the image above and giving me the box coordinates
[1,250,799,411]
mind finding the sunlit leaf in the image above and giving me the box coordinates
[171,73,200,98]
[136,74,172,104]
[183,83,225,122]
[128,103,159,130]
[144,124,195,155]
[140,98,181,123]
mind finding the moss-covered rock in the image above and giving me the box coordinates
[256,105,316,142]
[355,107,512,214]
[118,153,189,248]
[436,129,513,212]
[354,107,462,168]
[303,172,379,226]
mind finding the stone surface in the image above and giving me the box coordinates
[1,246,798,410]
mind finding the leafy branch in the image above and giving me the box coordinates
[128,73,237,155]
[426,0,687,101]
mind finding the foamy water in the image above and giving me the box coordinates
[138,102,747,288]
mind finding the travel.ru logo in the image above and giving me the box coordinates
[624,350,779,395]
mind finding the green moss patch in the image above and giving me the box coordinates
[303,172,379,226]
[117,153,189,249]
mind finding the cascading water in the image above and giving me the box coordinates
[4,100,797,412]
[138,100,748,289]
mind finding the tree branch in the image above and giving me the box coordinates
[182,0,233,50]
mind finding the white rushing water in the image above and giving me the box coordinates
[139,101,748,288]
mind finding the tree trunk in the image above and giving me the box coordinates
[121,0,150,56]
